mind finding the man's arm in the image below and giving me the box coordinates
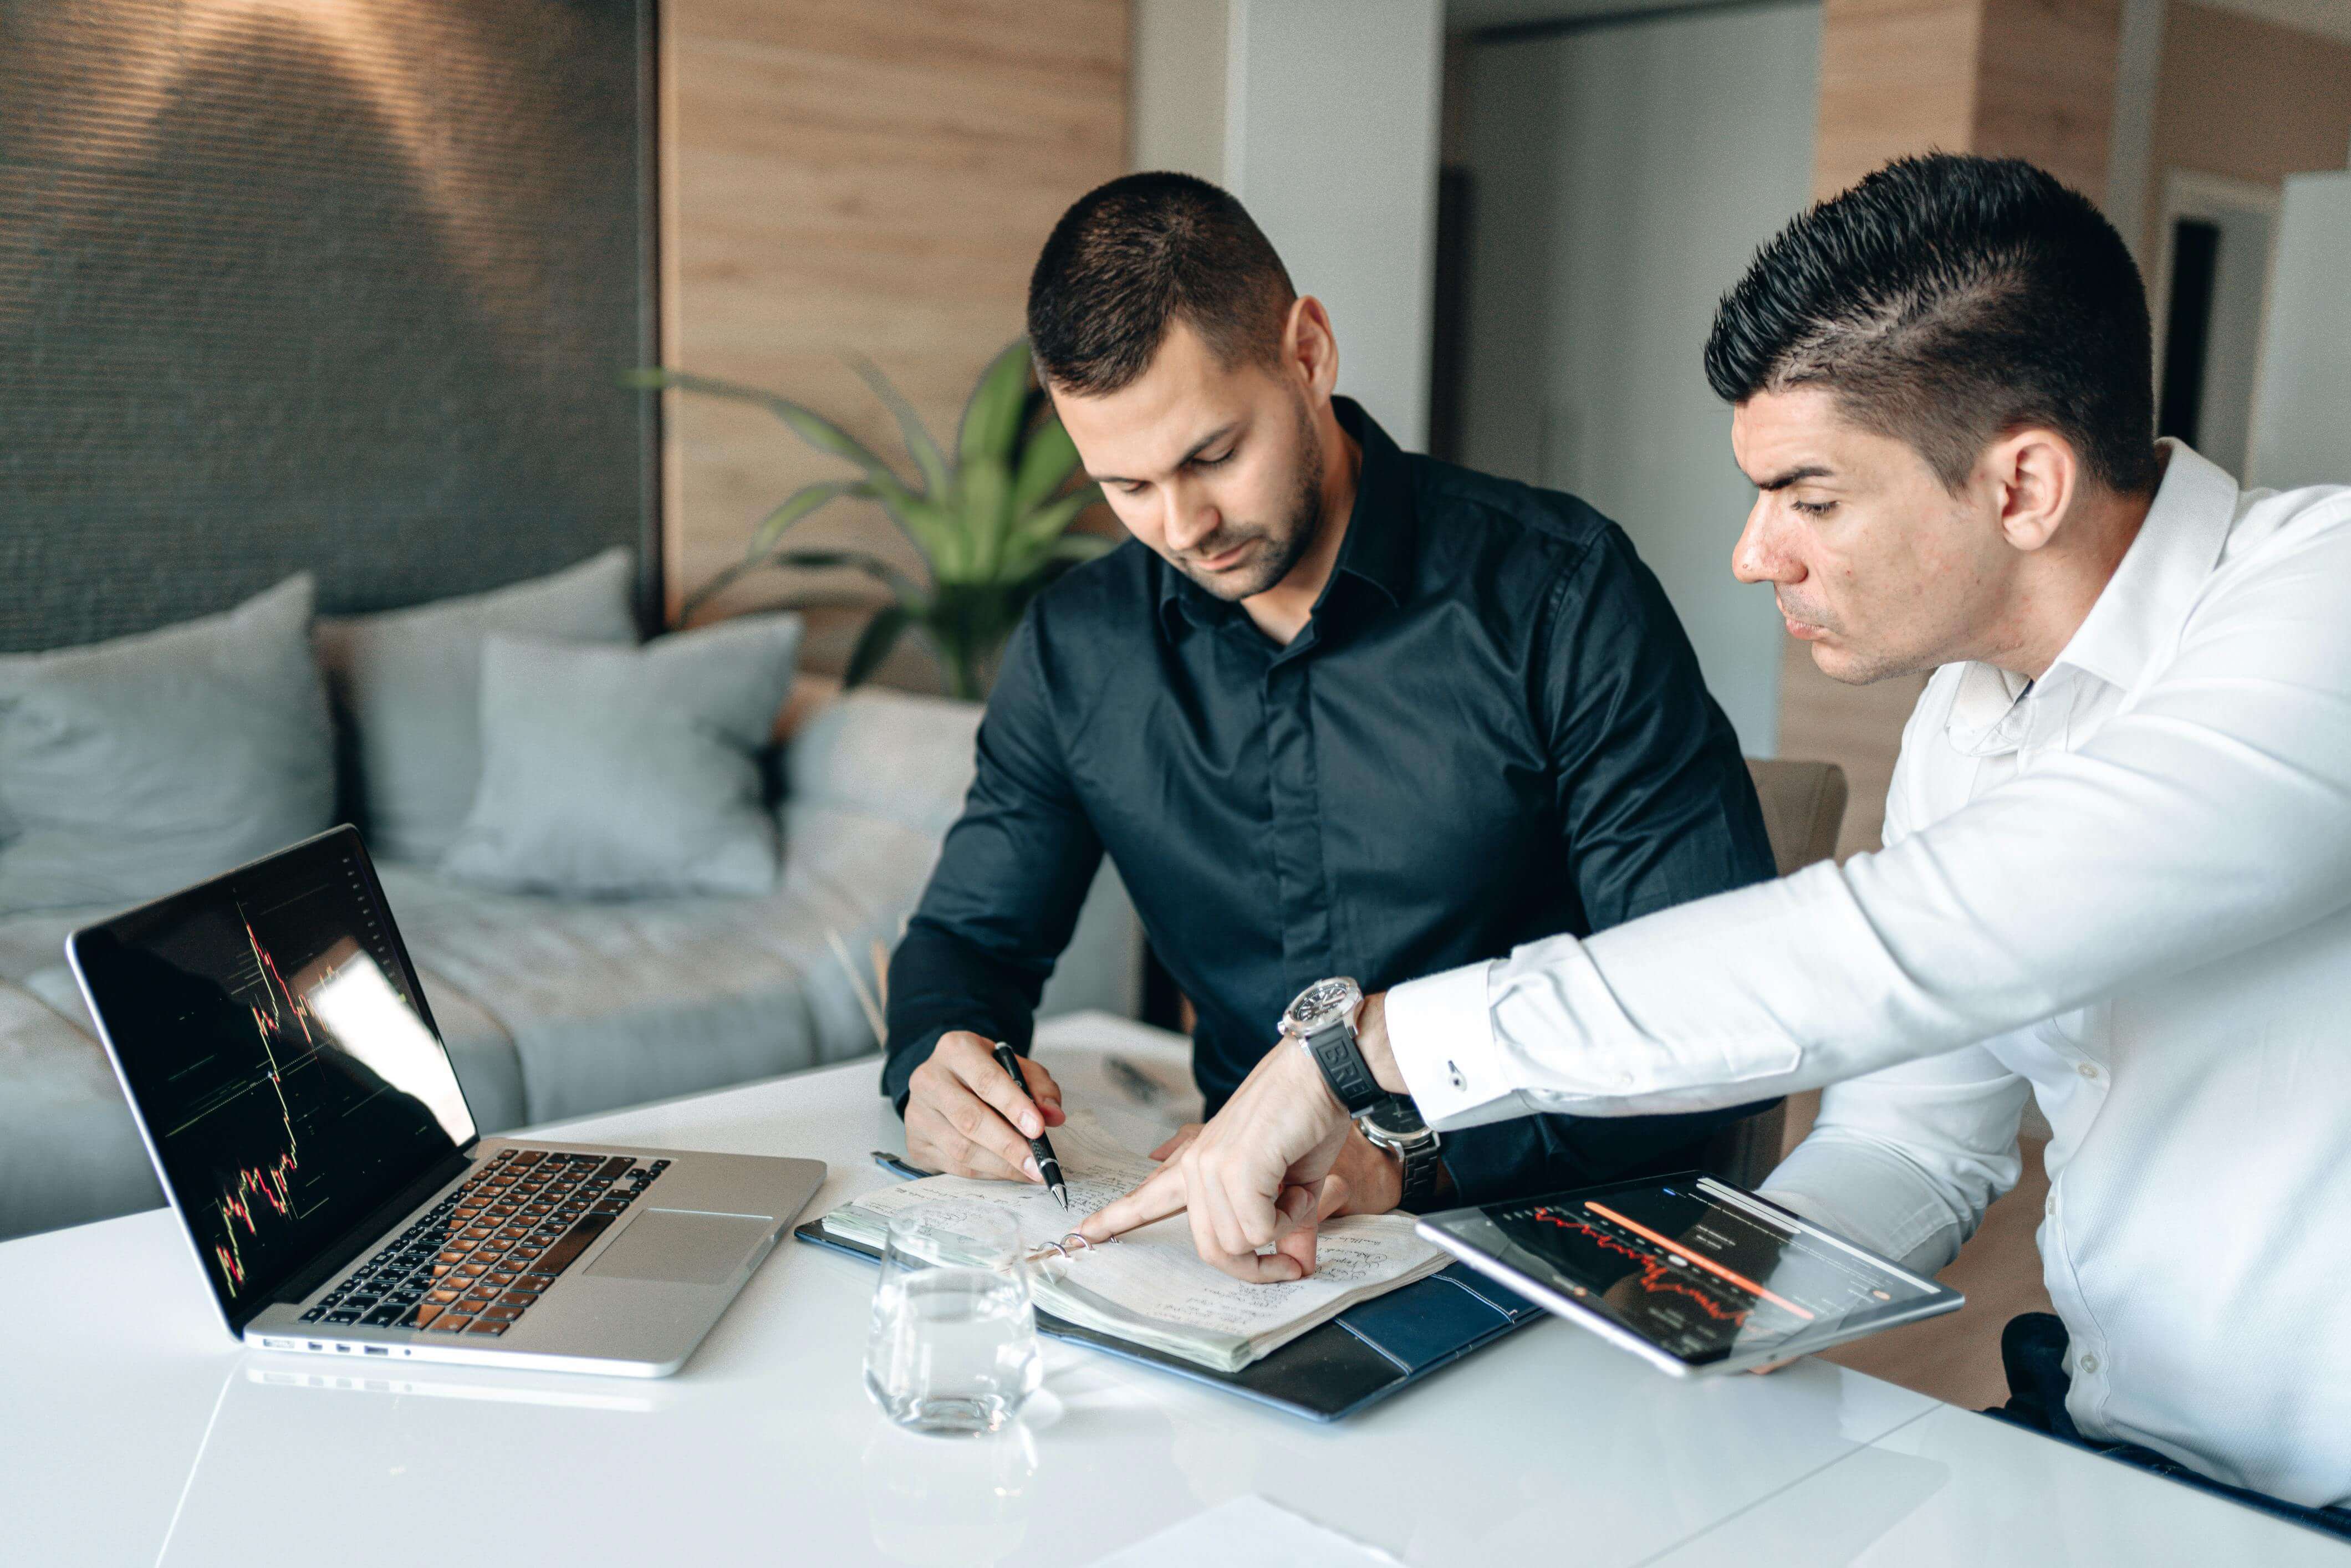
[1438,524,1781,1201]
[1757,1043,2032,1276]
[883,615,1104,1176]
[1384,514,2351,1125]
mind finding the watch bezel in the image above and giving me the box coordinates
[1282,976,1363,1038]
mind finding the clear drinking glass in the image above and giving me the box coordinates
[864,1205,1041,1436]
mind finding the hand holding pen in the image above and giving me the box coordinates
[992,1041,1069,1209]
[901,1029,1069,1192]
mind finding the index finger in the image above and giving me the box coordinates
[1077,1160,1189,1243]
[951,1041,1049,1140]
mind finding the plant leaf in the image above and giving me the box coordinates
[955,453,1016,584]
[1048,530,1115,563]
[627,367,912,497]
[1006,486,1101,559]
[766,549,929,609]
[847,355,949,499]
[844,605,912,688]
[957,340,1032,469]
[1011,414,1083,515]
[747,479,874,556]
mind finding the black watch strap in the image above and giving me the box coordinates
[1305,1018,1385,1116]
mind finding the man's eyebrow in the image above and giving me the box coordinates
[1752,463,1833,492]
[1087,421,1241,485]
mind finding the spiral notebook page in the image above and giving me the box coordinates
[822,1114,1446,1371]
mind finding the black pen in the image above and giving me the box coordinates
[991,1041,1068,1209]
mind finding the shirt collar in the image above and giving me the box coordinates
[1945,440,2240,753]
[1156,397,1416,635]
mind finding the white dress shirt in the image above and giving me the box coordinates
[1385,443,2351,1508]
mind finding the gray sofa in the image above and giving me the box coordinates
[0,687,1141,1242]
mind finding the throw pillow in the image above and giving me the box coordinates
[0,575,334,915]
[440,613,804,898]
[313,548,638,865]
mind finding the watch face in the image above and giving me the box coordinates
[1286,977,1360,1033]
[1360,1096,1427,1140]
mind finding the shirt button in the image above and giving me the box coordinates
[1616,1072,1635,1089]
[2046,1193,2057,1216]
[2078,1353,2100,1375]
[2077,1062,2100,1080]
[1447,1061,1467,1092]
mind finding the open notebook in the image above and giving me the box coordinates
[819,1115,1449,1373]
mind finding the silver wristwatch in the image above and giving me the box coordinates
[1279,978,1444,1211]
[1278,978,1383,1115]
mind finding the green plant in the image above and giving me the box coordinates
[628,341,1110,700]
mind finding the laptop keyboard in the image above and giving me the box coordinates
[300,1148,670,1339]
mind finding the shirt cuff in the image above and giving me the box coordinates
[1383,960,1529,1131]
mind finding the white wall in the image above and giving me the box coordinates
[1455,1,1822,754]
[2250,170,2351,492]
[1226,0,1445,450]
[1131,0,1229,181]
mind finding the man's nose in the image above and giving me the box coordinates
[1162,484,1219,554]
[1731,499,1799,586]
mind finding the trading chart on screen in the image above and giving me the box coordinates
[1489,1180,1933,1363]
[78,840,468,1311]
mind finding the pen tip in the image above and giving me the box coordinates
[1053,1183,1069,1209]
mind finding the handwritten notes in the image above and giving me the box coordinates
[823,1115,1446,1372]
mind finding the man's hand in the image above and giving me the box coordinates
[904,1031,1064,1183]
[1077,1026,1357,1281]
[1151,1121,1404,1218]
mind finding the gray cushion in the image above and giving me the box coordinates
[786,687,984,839]
[0,983,165,1240]
[0,576,333,916]
[440,614,804,898]
[315,549,637,865]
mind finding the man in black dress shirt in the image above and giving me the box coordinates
[883,172,1775,1219]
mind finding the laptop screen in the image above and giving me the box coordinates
[71,828,475,1324]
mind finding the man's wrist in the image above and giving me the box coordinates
[1355,990,1406,1094]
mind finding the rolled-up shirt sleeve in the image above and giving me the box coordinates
[1388,515,2351,1124]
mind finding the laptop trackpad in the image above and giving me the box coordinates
[585,1210,774,1285]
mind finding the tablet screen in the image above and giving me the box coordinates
[1426,1175,1952,1368]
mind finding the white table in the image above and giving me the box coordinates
[0,1013,2322,1566]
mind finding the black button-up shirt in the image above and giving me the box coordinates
[884,401,1778,1201]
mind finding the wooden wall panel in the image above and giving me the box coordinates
[660,1,1129,674]
[1814,0,1983,200]
[1973,0,2122,199]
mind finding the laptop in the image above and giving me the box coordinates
[66,825,825,1377]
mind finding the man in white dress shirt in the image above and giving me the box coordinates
[1084,155,2351,1530]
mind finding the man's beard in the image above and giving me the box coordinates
[1179,397,1326,602]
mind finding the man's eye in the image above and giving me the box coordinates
[1193,450,1233,468]
[1792,499,1837,518]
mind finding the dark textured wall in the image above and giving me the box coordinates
[0,0,659,653]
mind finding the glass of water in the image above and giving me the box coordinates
[864,1205,1041,1436]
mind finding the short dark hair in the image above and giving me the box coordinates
[1705,154,2158,496]
[1027,172,1297,396]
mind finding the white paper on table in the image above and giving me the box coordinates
[1087,1494,1404,1567]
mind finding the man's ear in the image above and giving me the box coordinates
[1987,427,2080,553]
[1284,295,1341,400]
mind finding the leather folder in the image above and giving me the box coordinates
[794,1181,1543,1422]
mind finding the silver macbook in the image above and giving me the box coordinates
[67,825,824,1377]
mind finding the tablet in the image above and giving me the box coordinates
[1415,1172,1962,1377]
